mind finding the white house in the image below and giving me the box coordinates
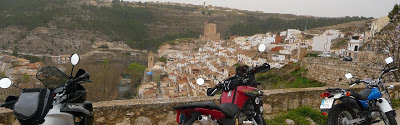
[272,54,286,62]
[239,44,251,50]
[348,39,363,52]
[261,35,276,45]
[234,37,247,45]
[271,62,285,68]
[286,29,302,40]
[280,31,287,37]
[279,50,291,55]
[312,35,337,52]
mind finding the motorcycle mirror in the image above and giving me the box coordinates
[196,78,205,85]
[345,73,353,79]
[258,44,266,52]
[70,53,80,66]
[0,78,12,89]
[385,57,393,64]
[388,85,395,90]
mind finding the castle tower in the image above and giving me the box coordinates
[200,23,220,41]
[148,51,154,69]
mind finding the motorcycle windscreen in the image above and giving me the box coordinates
[36,66,69,89]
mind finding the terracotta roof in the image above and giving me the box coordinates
[271,46,284,52]
[17,58,29,62]
[177,77,188,85]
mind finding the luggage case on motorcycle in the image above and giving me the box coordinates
[13,88,54,124]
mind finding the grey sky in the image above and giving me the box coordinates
[128,0,399,18]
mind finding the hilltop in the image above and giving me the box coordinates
[0,0,372,54]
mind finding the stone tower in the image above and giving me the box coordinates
[148,51,154,69]
[200,23,220,41]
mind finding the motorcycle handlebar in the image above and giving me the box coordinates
[206,84,222,96]
[349,79,362,85]
[384,66,398,74]
[0,100,17,108]
[67,71,89,86]
[248,63,270,74]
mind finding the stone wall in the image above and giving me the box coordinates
[301,56,392,86]
[2,83,400,125]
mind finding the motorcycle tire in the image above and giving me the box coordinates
[382,110,397,125]
[327,103,356,125]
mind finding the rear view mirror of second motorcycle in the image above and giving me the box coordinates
[385,57,393,64]
[253,44,266,60]
[0,78,12,89]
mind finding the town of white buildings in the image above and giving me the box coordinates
[139,16,390,99]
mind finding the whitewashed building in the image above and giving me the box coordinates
[312,35,337,52]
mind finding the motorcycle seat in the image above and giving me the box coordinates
[349,89,372,100]
[173,101,239,117]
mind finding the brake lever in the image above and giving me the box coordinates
[349,84,356,88]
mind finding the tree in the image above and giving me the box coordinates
[12,46,18,57]
[389,4,400,23]
[375,4,400,81]
[0,72,7,78]
[126,63,146,97]
[23,73,30,83]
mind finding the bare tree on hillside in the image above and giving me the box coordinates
[374,6,400,81]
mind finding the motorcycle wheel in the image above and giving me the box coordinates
[381,110,397,125]
[327,104,356,125]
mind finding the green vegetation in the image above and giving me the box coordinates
[126,63,146,97]
[22,73,30,83]
[0,0,371,51]
[0,72,7,78]
[158,56,167,63]
[20,55,41,63]
[305,53,318,57]
[331,38,349,49]
[229,16,372,36]
[266,106,327,125]
[256,63,325,89]
[0,0,199,50]
[0,0,67,30]
[392,98,400,108]
[388,4,399,23]
[165,38,192,45]
[98,45,109,49]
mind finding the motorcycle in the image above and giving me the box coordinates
[320,57,398,125]
[0,53,94,125]
[173,44,269,125]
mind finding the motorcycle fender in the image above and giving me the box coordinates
[60,103,91,116]
[376,98,393,113]
[340,97,361,110]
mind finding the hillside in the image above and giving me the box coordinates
[0,0,372,54]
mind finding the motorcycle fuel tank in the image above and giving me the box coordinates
[220,86,256,108]
[367,87,382,100]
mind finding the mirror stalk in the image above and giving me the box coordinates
[11,84,23,90]
[252,52,260,60]
[70,65,75,79]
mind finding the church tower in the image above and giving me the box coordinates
[148,51,154,69]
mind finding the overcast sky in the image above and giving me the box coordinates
[128,0,399,18]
